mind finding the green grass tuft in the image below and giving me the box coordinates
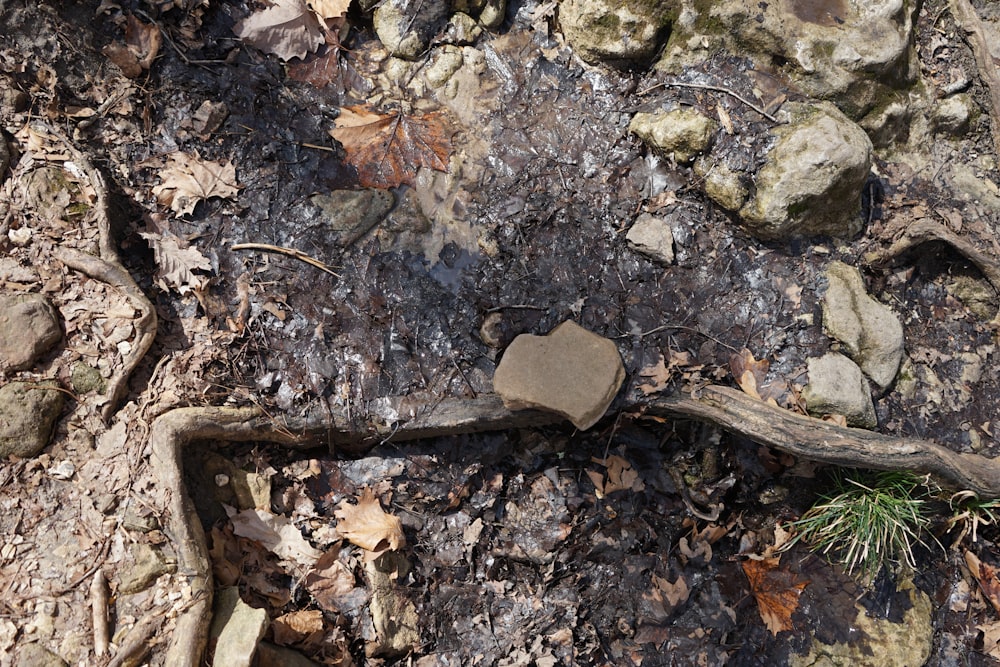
[783,470,933,582]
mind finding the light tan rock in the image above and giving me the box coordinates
[210,587,269,667]
[626,213,674,265]
[822,261,904,390]
[0,293,61,372]
[630,108,718,163]
[802,353,877,429]
[493,321,625,430]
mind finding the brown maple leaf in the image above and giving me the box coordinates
[330,105,453,188]
[334,487,406,552]
[234,0,324,61]
[741,556,808,635]
[965,550,1000,614]
[730,348,769,400]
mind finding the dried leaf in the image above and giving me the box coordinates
[965,550,1000,614]
[226,505,323,571]
[331,105,453,188]
[272,609,324,647]
[651,573,690,607]
[139,231,211,295]
[334,487,406,551]
[287,48,342,87]
[309,0,352,19]
[125,14,161,70]
[741,557,808,635]
[638,354,671,395]
[590,455,645,496]
[234,0,324,61]
[151,151,240,216]
[730,348,768,400]
[305,547,369,614]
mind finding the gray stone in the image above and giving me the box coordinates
[210,587,269,667]
[117,542,174,594]
[801,353,877,429]
[373,0,450,59]
[626,213,674,264]
[311,189,395,246]
[933,94,975,136]
[822,261,904,390]
[0,293,61,372]
[559,0,674,65]
[739,102,873,240]
[15,643,67,667]
[493,320,625,430]
[630,108,718,163]
[0,382,64,458]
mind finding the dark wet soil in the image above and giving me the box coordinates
[6,0,1000,664]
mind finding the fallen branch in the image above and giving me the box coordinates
[638,80,780,123]
[231,242,341,278]
[91,570,109,658]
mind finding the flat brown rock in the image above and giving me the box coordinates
[492,320,625,430]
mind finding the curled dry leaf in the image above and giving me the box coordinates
[151,150,240,216]
[102,14,161,79]
[741,556,808,635]
[225,505,323,571]
[139,230,211,295]
[309,0,352,19]
[234,0,324,61]
[729,348,768,400]
[330,105,454,188]
[334,487,406,551]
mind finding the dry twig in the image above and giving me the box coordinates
[91,570,109,658]
[231,242,341,278]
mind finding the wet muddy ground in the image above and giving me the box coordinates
[5,0,1000,665]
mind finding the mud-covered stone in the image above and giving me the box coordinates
[739,102,872,240]
[311,189,395,246]
[0,293,61,372]
[493,320,625,430]
[14,643,67,667]
[933,94,975,136]
[373,0,450,59]
[0,381,64,458]
[630,108,718,164]
[802,353,876,429]
[559,0,674,65]
[626,212,674,264]
[822,261,904,390]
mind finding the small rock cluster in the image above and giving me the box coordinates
[0,293,65,458]
[802,262,905,428]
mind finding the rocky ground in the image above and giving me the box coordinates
[5,0,1000,665]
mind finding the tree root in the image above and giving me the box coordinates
[863,217,1000,328]
[47,126,158,422]
[151,386,1000,662]
[649,385,1000,498]
[951,0,1000,159]
[54,247,157,422]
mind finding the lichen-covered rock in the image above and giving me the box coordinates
[210,587,269,667]
[559,0,675,65]
[630,107,718,163]
[801,353,877,429]
[493,320,624,430]
[694,157,748,211]
[933,94,975,136]
[0,382,64,458]
[0,293,61,372]
[822,261,904,390]
[790,574,931,667]
[626,213,674,264]
[373,0,450,59]
[669,0,919,122]
[738,102,872,240]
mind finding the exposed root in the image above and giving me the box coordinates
[951,0,1000,159]
[650,385,1000,497]
[46,126,158,422]
[55,248,157,422]
[864,217,1000,328]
